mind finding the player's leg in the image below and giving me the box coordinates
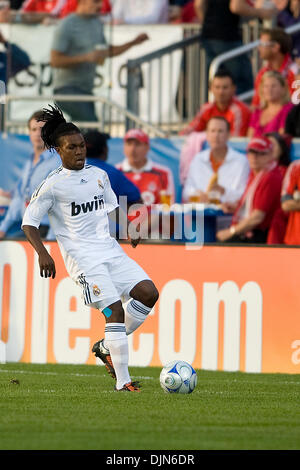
[102,300,138,391]
[105,254,159,336]
[78,270,139,390]
[125,280,159,335]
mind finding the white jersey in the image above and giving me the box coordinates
[22,164,124,281]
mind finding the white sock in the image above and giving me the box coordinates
[125,299,152,335]
[104,323,131,390]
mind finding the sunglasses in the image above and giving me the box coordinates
[259,40,275,47]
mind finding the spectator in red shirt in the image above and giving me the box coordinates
[21,0,111,20]
[116,129,175,207]
[169,1,198,23]
[281,159,300,244]
[179,70,251,137]
[252,27,298,109]
[265,131,291,244]
[21,0,74,21]
[216,136,283,244]
[59,0,111,17]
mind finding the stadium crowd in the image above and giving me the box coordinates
[1,0,300,245]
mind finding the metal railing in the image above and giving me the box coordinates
[209,22,300,103]
[1,94,168,137]
[123,33,204,133]
[124,20,263,134]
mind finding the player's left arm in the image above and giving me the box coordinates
[103,170,141,247]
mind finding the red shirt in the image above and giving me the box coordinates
[251,54,298,108]
[22,0,58,13]
[24,0,111,17]
[116,159,175,206]
[283,160,300,245]
[179,98,251,137]
[233,164,283,232]
[267,166,289,244]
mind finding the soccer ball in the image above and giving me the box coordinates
[159,360,197,394]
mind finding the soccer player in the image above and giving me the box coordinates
[21,104,159,392]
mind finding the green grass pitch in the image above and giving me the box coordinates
[0,362,299,450]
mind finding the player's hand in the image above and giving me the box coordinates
[38,251,56,278]
[132,33,149,46]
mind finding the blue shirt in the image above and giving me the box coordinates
[86,158,141,203]
[0,149,61,233]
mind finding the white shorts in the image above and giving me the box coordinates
[77,251,151,311]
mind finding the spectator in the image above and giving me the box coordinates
[58,0,112,19]
[169,0,198,23]
[84,130,142,207]
[182,116,249,204]
[179,70,251,137]
[281,158,300,244]
[111,0,169,25]
[20,0,78,22]
[252,27,298,108]
[0,31,30,85]
[0,0,66,23]
[277,0,300,65]
[0,110,61,239]
[216,136,283,243]
[179,131,207,185]
[284,72,300,136]
[264,131,291,176]
[193,0,277,95]
[265,131,291,243]
[116,129,175,206]
[50,0,149,122]
[248,70,294,137]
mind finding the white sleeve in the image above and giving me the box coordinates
[111,0,125,21]
[221,159,250,204]
[21,179,54,229]
[103,171,119,213]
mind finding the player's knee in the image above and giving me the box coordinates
[141,284,159,308]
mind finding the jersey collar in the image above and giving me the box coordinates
[120,158,153,173]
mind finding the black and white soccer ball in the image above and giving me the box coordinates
[159,360,197,394]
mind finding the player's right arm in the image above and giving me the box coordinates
[21,178,56,278]
[22,225,56,278]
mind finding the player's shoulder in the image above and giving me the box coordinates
[85,164,109,182]
[85,163,107,175]
[46,165,64,180]
[31,165,63,198]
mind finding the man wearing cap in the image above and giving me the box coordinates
[84,130,142,207]
[216,136,283,244]
[116,129,175,206]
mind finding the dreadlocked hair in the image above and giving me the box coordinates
[39,104,81,150]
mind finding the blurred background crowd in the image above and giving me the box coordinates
[1,0,300,246]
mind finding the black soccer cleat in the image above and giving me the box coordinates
[114,381,142,392]
[92,339,116,380]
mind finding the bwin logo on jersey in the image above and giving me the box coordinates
[71,196,104,216]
